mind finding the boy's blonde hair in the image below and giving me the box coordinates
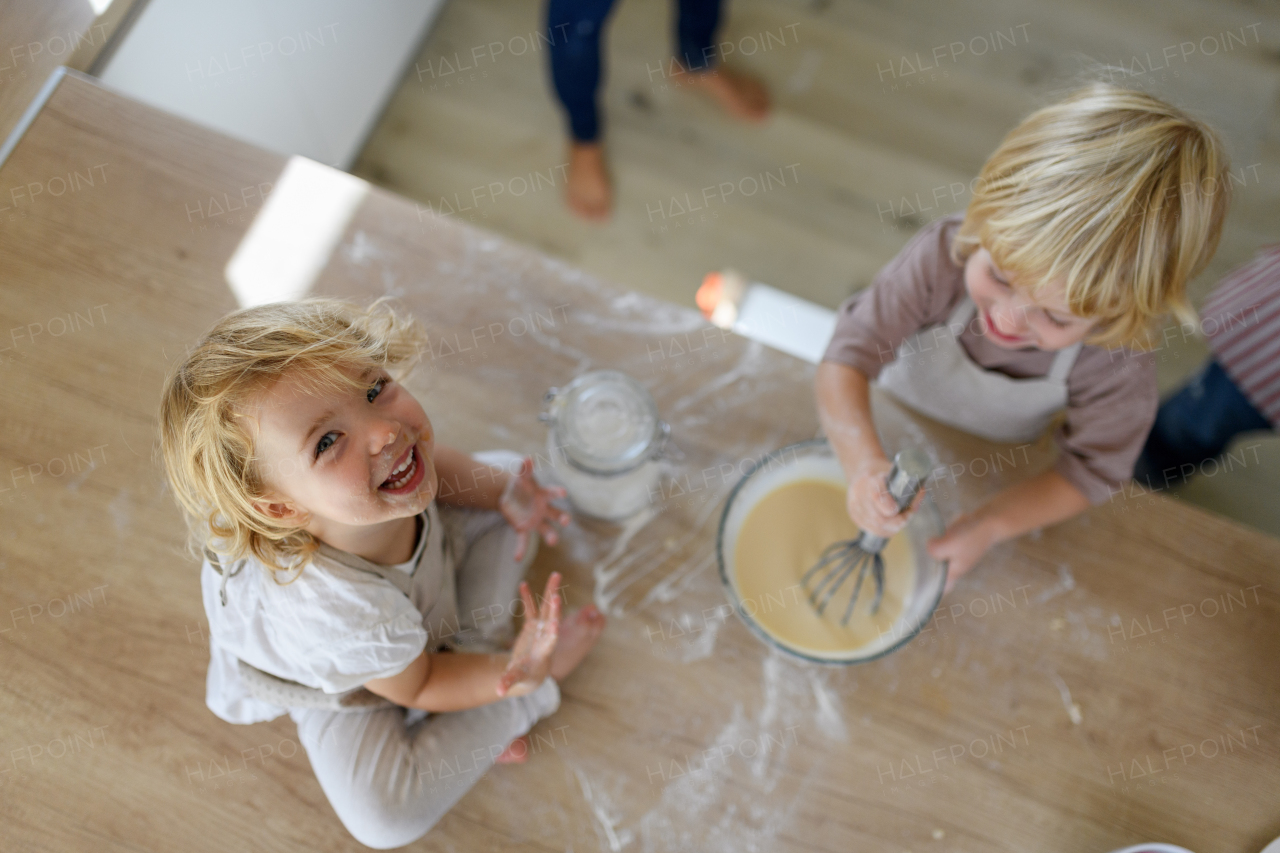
[157,297,428,578]
[950,82,1231,349]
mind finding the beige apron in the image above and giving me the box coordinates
[314,501,466,654]
[208,501,466,712]
[876,296,1081,444]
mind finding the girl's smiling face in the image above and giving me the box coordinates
[963,247,1097,351]
[244,362,438,529]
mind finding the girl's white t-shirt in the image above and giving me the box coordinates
[199,513,433,725]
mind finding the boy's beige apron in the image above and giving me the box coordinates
[206,502,479,713]
[875,296,1081,444]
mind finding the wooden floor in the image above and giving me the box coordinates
[354,0,1280,537]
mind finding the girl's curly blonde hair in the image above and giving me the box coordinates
[950,81,1231,350]
[157,297,429,579]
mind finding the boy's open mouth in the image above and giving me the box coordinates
[980,307,1029,346]
[379,445,423,493]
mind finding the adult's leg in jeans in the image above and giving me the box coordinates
[676,0,722,72]
[1134,358,1273,489]
[547,0,619,219]
[546,0,618,143]
[670,0,769,121]
[290,680,559,849]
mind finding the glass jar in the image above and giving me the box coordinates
[541,370,669,521]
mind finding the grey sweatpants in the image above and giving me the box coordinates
[289,452,561,849]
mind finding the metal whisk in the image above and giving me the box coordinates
[802,449,932,626]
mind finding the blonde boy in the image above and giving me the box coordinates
[817,83,1230,585]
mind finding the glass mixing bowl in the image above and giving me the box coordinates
[716,438,947,665]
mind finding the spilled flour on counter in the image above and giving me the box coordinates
[108,487,132,536]
[1034,563,1076,603]
[643,654,843,849]
[342,230,387,266]
[1045,669,1084,725]
[591,505,661,615]
[668,342,769,418]
[806,669,849,742]
[590,464,725,620]
[679,614,721,663]
[641,551,715,612]
[563,651,846,853]
[575,768,634,852]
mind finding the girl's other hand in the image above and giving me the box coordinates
[496,573,562,698]
[499,457,571,561]
[846,458,921,538]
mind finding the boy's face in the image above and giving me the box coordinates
[243,363,438,529]
[964,247,1096,351]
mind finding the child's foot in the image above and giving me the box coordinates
[684,66,770,122]
[550,604,606,682]
[495,735,529,764]
[565,142,612,222]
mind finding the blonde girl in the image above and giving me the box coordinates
[159,297,605,848]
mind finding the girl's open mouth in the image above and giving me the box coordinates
[379,445,425,494]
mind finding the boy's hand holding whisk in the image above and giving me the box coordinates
[846,456,925,538]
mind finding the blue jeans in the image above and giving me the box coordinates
[547,0,722,142]
[1134,359,1272,490]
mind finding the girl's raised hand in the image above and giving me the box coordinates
[499,456,571,561]
[496,573,562,698]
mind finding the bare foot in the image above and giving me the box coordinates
[565,143,612,222]
[549,604,606,682]
[683,65,770,122]
[495,735,529,764]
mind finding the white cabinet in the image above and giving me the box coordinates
[97,0,444,168]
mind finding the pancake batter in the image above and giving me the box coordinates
[732,478,914,656]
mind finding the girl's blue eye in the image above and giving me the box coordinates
[316,432,337,456]
[314,379,384,458]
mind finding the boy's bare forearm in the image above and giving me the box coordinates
[815,361,888,474]
[432,444,510,511]
[976,469,1091,544]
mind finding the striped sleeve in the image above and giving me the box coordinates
[1201,245,1280,428]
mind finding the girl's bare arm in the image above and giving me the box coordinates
[363,650,539,713]
[363,574,562,712]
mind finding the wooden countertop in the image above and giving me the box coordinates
[0,1,137,146]
[0,71,1276,853]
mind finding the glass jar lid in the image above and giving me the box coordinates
[544,370,665,475]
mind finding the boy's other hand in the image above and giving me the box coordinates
[499,457,571,561]
[926,511,996,591]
